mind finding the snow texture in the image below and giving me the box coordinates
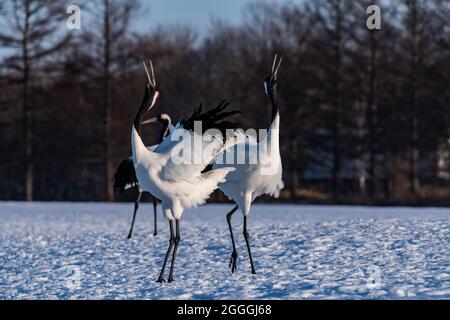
[0,202,449,300]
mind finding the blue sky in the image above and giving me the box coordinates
[132,0,258,35]
[0,1,293,57]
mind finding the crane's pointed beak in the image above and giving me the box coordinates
[142,116,158,126]
[143,59,157,87]
[143,61,153,86]
[275,57,282,75]
[271,54,282,78]
[149,59,156,86]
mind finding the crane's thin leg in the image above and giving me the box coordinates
[168,219,180,282]
[156,220,174,283]
[226,206,238,273]
[243,216,256,274]
[152,197,158,236]
[127,191,142,239]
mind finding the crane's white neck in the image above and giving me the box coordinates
[159,113,171,142]
[261,112,280,156]
[131,126,157,166]
[267,112,280,142]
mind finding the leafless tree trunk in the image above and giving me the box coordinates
[102,0,113,201]
[330,0,343,198]
[85,0,139,201]
[405,0,421,195]
[308,0,346,199]
[367,30,378,198]
[22,0,32,201]
[356,101,367,196]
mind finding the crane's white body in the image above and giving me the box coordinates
[132,124,235,220]
[213,113,284,215]
[123,145,158,191]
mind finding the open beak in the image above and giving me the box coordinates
[143,59,160,110]
[143,59,157,87]
[271,54,283,78]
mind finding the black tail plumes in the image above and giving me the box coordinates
[182,100,241,139]
[113,158,138,192]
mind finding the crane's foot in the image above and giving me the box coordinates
[156,276,166,283]
[168,275,174,283]
[127,234,132,239]
[229,250,238,273]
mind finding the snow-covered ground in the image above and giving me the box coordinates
[0,202,448,299]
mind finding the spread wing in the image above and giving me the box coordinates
[153,100,241,182]
[154,127,225,182]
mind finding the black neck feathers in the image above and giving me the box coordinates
[134,86,151,134]
[269,91,279,124]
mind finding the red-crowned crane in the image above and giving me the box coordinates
[132,60,240,282]
[113,113,171,238]
[213,55,284,274]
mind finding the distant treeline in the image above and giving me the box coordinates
[0,0,449,204]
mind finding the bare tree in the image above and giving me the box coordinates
[84,0,140,201]
[0,0,70,201]
[306,0,356,199]
[398,0,447,195]
[346,1,397,199]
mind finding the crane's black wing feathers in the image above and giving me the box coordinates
[113,158,138,192]
[182,100,241,137]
